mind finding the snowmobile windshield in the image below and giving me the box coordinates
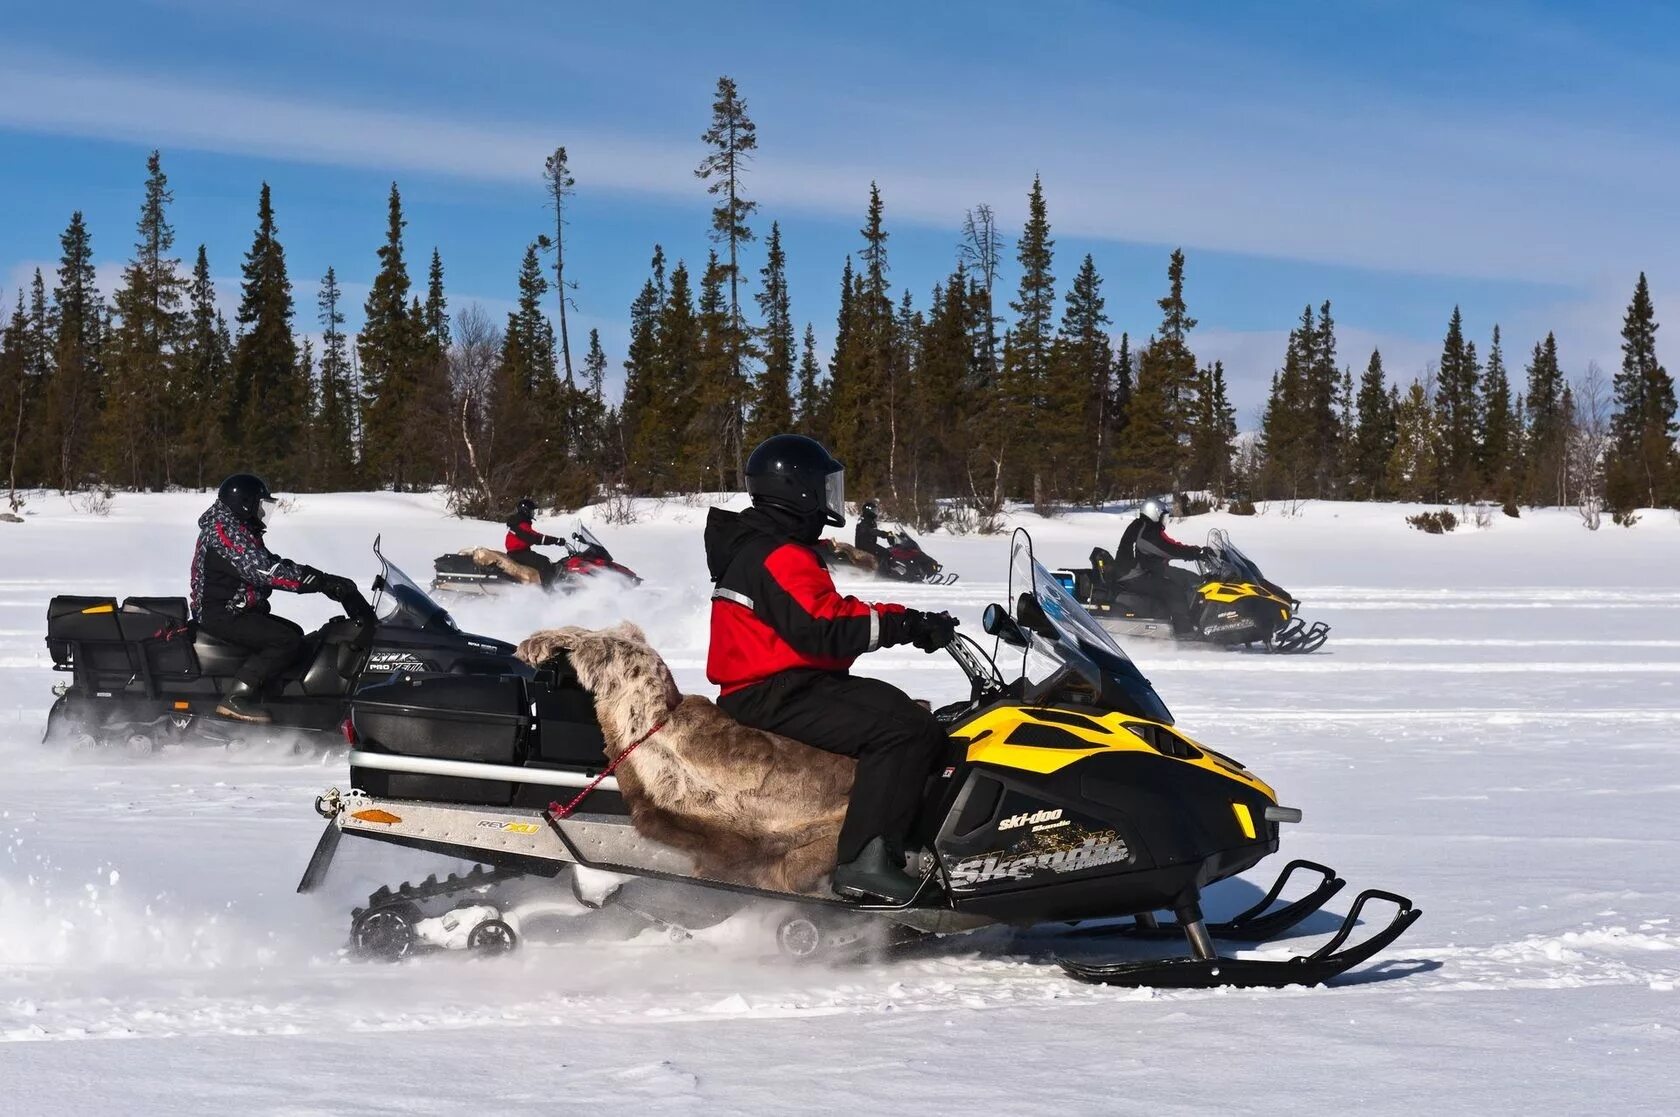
[1008,529,1174,724]
[573,522,611,559]
[372,544,459,634]
[1205,528,1264,582]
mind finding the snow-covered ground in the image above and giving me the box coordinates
[2,490,1677,1113]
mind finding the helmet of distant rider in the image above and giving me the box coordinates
[218,473,276,528]
[516,497,538,519]
[1139,498,1167,524]
[746,434,846,528]
[861,500,879,519]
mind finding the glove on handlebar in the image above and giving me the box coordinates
[295,565,325,592]
[906,610,959,653]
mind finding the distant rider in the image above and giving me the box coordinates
[854,500,889,561]
[706,434,957,903]
[505,497,562,587]
[1114,498,1209,634]
[190,474,359,723]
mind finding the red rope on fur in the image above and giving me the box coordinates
[547,714,670,820]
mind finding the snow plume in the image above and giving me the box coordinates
[0,834,251,971]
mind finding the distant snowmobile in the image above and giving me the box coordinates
[1056,529,1329,654]
[818,529,957,585]
[43,540,526,755]
[431,524,641,596]
[296,530,1416,988]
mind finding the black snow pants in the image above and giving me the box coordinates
[719,669,947,863]
[1127,566,1199,634]
[199,610,306,689]
[506,549,557,587]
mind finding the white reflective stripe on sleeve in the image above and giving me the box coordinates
[712,587,755,610]
[867,605,881,651]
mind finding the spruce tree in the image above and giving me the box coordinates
[1387,379,1440,501]
[179,249,230,486]
[15,272,53,487]
[1259,306,1315,498]
[630,260,696,492]
[1188,360,1237,496]
[358,183,423,489]
[1523,332,1568,505]
[1607,273,1676,510]
[688,252,734,490]
[1480,325,1517,500]
[488,242,560,506]
[1351,349,1397,499]
[314,267,358,489]
[232,183,305,486]
[695,76,758,481]
[1118,250,1198,497]
[584,328,606,402]
[1051,254,1110,503]
[1,293,26,504]
[749,221,794,445]
[541,147,577,385]
[795,324,824,437]
[1002,175,1056,502]
[1102,332,1132,501]
[1434,306,1481,497]
[46,211,105,489]
[619,247,665,486]
[1306,299,1341,490]
[104,151,186,489]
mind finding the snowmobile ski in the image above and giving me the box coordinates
[1061,859,1347,944]
[1058,888,1421,989]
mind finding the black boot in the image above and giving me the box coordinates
[216,679,273,724]
[832,837,921,904]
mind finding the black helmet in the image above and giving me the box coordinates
[516,497,537,519]
[745,435,846,527]
[861,500,879,519]
[218,473,275,527]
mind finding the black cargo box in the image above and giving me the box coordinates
[46,595,125,670]
[351,673,530,806]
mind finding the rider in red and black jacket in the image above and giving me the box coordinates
[505,498,562,586]
[706,435,956,903]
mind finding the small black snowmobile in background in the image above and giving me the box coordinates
[299,529,1416,988]
[431,523,642,596]
[1057,529,1329,654]
[819,528,957,585]
[44,540,526,755]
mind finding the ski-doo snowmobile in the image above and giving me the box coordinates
[818,529,956,585]
[1057,529,1329,654]
[43,540,526,755]
[298,530,1416,988]
[431,523,641,596]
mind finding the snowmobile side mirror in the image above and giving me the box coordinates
[983,603,1026,647]
[1015,592,1057,639]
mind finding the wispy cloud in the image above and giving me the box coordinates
[3,50,1676,290]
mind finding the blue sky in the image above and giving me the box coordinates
[1,0,1675,421]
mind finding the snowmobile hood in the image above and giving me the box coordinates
[704,507,812,582]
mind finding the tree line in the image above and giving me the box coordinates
[2,77,1674,527]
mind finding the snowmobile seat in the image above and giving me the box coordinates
[191,629,253,677]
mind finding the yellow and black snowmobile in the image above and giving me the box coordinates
[1058,528,1330,654]
[297,530,1413,988]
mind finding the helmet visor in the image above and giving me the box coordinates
[255,497,274,528]
[823,469,846,527]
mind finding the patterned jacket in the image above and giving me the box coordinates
[189,502,306,620]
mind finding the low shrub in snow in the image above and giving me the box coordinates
[1406,509,1458,534]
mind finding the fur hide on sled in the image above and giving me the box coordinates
[466,547,542,585]
[516,622,854,895]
